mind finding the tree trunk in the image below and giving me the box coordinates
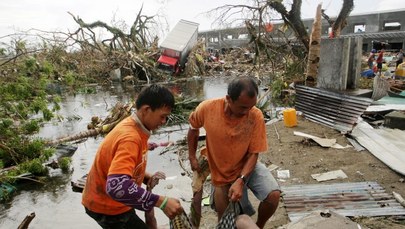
[306,4,322,83]
[330,0,354,37]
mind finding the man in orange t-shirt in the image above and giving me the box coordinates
[82,84,183,228]
[188,77,280,228]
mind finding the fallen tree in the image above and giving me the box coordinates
[67,6,165,83]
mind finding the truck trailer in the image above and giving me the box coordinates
[157,20,199,75]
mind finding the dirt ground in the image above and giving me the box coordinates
[195,115,405,229]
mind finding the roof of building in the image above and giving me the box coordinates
[336,31,405,39]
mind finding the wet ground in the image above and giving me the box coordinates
[0,76,237,228]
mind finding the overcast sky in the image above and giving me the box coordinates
[1,0,405,40]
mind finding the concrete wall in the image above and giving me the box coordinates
[317,38,362,90]
[347,37,363,89]
[317,39,349,90]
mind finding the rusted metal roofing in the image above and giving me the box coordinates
[282,182,405,222]
[295,85,373,133]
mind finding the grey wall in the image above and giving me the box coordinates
[347,37,363,89]
[317,38,362,90]
[317,38,349,90]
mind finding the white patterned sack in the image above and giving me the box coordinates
[170,211,193,229]
[216,201,241,229]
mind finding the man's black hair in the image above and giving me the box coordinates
[136,84,175,110]
[227,77,259,101]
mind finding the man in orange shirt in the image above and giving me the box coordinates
[82,84,183,228]
[188,77,280,228]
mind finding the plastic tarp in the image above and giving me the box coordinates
[395,62,405,77]
[158,55,178,66]
[361,69,375,77]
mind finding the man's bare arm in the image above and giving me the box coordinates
[187,127,201,172]
[229,153,259,201]
[240,153,258,178]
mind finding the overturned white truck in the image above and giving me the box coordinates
[157,20,199,75]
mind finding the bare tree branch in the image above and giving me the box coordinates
[268,0,310,51]
[332,0,354,37]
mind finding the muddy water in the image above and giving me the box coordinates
[0,76,234,228]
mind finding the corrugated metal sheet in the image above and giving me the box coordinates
[282,182,405,222]
[351,120,405,175]
[295,85,373,133]
[160,20,199,52]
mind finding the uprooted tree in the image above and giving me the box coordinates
[67,6,164,83]
[1,6,169,84]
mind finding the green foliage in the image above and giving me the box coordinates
[40,60,54,76]
[2,170,18,184]
[59,157,72,172]
[24,57,38,74]
[4,77,32,101]
[0,35,130,188]
[0,119,13,129]
[46,44,67,65]
[22,120,40,134]
[14,40,27,54]
[41,148,55,161]
[270,78,294,107]
[53,95,62,103]
[42,108,54,121]
[167,97,201,125]
[271,78,286,104]
[31,97,48,114]
[15,102,29,118]
[0,48,6,56]
[21,139,45,159]
[52,102,61,111]
[0,145,15,168]
[77,86,97,94]
[20,158,48,175]
[64,71,76,86]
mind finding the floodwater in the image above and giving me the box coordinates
[0,76,236,229]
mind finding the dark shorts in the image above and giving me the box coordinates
[85,208,148,229]
[377,62,383,69]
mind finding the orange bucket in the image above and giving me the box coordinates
[283,108,297,127]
